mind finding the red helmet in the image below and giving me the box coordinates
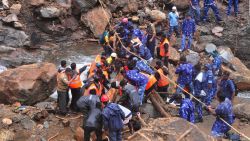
[101,95,109,102]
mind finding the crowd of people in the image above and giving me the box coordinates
[56,1,240,141]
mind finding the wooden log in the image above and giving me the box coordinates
[149,93,170,118]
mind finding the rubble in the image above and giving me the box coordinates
[145,7,166,21]
[30,0,45,6]
[2,14,18,23]
[10,4,22,15]
[40,7,61,18]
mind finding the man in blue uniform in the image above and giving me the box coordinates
[189,0,201,24]
[217,71,235,101]
[227,0,239,17]
[203,64,216,106]
[131,42,153,64]
[180,14,196,52]
[202,0,222,22]
[175,56,194,95]
[168,6,180,38]
[175,93,195,123]
[208,92,234,140]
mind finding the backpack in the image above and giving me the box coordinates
[99,31,109,45]
[105,103,125,130]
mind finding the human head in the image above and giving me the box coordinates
[70,63,76,70]
[89,89,97,95]
[174,93,183,103]
[96,102,102,109]
[154,72,161,81]
[120,79,128,87]
[127,60,136,70]
[179,56,187,63]
[186,13,192,20]
[111,53,117,59]
[222,71,230,80]
[155,60,163,69]
[172,6,177,12]
[65,68,72,76]
[111,81,118,89]
[61,60,67,68]
[122,18,128,24]
[101,94,109,107]
[216,90,226,102]
[132,120,142,131]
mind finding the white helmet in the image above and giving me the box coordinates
[172,6,177,11]
[111,53,117,58]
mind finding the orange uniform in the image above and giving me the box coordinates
[157,68,170,87]
[141,73,157,90]
[159,38,170,57]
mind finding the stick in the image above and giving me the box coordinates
[55,115,83,120]
[176,128,193,141]
[48,132,60,141]
[84,38,99,42]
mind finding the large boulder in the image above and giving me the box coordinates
[40,7,61,18]
[128,117,213,141]
[145,7,166,21]
[73,0,98,13]
[234,103,250,121]
[0,63,57,105]
[186,50,200,66]
[122,0,138,13]
[169,46,180,62]
[0,26,30,47]
[219,47,250,90]
[81,7,111,38]
[172,0,190,10]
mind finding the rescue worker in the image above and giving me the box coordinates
[202,0,222,22]
[84,75,103,96]
[57,68,73,115]
[180,14,196,52]
[175,56,194,95]
[101,95,125,141]
[58,60,67,73]
[189,0,201,24]
[175,93,195,123]
[144,21,156,58]
[77,89,102,141]
[168,6,180,38]
[227,0,238,17]
[131,41,153,64]
[208,91,235,140]
[217,71,235,102]
[116,18,133,33]
[141,72,157,100]
[212,53,222,75]
[133,28,144,42]
[203,64,216,106]
[119,79,140,114]
[100,29,112,56]
[155,61,170,101]
[124,63,149,105]
[158,33,170,66]
[69,63,87,112]
[132,57,154,75]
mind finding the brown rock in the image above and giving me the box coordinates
[122,0,138,13]
[81,7,111,38]
[10,4,22,15]
[172,0,190,10]
[62,119,70,127]
[14,21,23,29]
[145,7,166,21]
[30,0,44,6]
[74,127,84,141]
[0,63,57,105]
[234,103,250,121]
[169,46,180,62]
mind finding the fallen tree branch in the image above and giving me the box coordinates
[55,115,83,120]
[176,128,193,141]
[149,93,170,117]
[48,132,60,141]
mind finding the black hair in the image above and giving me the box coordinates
[154,72,161,81]
[70,63,76,70]
[156,61,163,67]
[127,61,136,70]
[89,89,97,95]
[120,79,127,87]
[180,56,187,62]
[65,68,72,73]
[133,120,142,131]
[217,90,226,102]
[96,102,102,109]
[111,82,117,88]
[61,60,66,67]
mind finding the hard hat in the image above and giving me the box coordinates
[122,18,128,23]
[111,53,117,58]
[172,6,177,10]
[101,94,109,102]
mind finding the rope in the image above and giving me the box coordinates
[97,0,250,140]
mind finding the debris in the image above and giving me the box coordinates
[62,119,70,127]
[145,7,166,21]
[43,121,49,129]
[10,4,22,15]
[205,43,217,54]
[14,21,23,29]
[21,118,36,130]
[40,7,61,18]
[2,118,12,126]
[176,128,193,141]
[2,14,18,23]
[2,0,9,9]
[0,45,16,53]
[212,26,224,37]
[30,0,45,6]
